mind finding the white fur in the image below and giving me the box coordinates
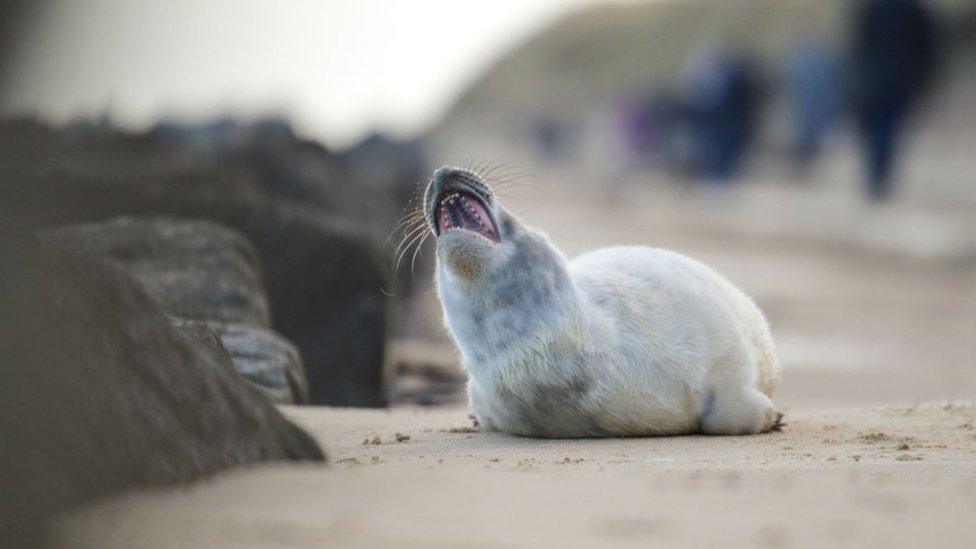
[427,169,781,438]
[565,246,780,435]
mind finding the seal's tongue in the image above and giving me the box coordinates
[436,190,499,242]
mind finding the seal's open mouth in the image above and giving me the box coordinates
[434,189,499,242]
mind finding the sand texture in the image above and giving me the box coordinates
[55,403,976,548]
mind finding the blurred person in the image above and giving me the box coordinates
[850,0,940,201]
[613,94,657,167]
[608,89,707,192]
[607,91,677,189]
[531,116,571,160]
[783,34,842,172]
[681,49,763,182]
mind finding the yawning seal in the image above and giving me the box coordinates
[424,166,782,437]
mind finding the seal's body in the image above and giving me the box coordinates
[425,166,781,437]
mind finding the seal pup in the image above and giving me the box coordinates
[424,166,782,437]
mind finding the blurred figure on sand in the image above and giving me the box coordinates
[680,49,763,183]
[783,34,842,173]
[850,0,940,201]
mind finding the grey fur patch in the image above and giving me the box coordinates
[698,390,715,429]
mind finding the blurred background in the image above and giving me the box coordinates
[2,0,975,412]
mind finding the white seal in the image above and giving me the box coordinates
[424,166,782,437]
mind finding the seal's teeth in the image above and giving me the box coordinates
[433,188,499,243]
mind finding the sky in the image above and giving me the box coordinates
[0,0,623,147]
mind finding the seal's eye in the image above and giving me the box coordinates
[435,189,499,242]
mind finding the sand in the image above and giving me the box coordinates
[54,402,976,548]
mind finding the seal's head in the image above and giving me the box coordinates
[424,166,511,281]
[424,163,575,331]
[425,165,582,388]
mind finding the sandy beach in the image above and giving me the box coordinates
[55,402,976,548]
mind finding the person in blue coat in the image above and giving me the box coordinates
[851,0,939,201]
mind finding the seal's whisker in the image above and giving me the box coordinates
[391,221,427,251]
[493,182,531,191]
[392,222,429,264]
[492,192,523,203]
[469,159,490,176]
[474,159,519,182]
[398,215,428,239]
[395,207,426,224]
[385,224,418,251]
[393,229,427,276]
[392,186,428,220]
[400,197,423,213]
[389,211,425,234]
[409,231,431,278]
[402,194,426,215]
[385,213,427,248]
[486,172,535,188]
[475,160,504,180]
[491,180,533,193]
[478,161,523,182]
[483,162,531,178]
[491,169,535,181]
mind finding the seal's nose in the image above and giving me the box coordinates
[425,166,461,222]
[432,166,462,186]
